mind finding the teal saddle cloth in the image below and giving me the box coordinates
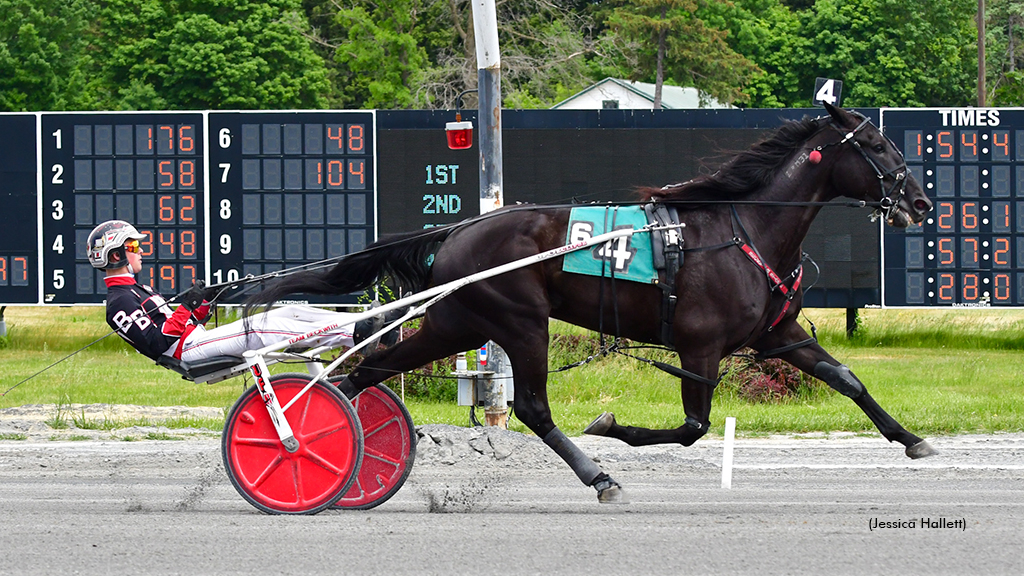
[562,206,657,284]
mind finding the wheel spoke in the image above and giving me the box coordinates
[363,447,403,467]
[362,415,400,438]
[303,449,346,477]
[298,422,351,445]
[232,436,280,448]
[248,455,285,490]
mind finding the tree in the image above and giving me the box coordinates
[300,0,432,109]
[702,0,802,108]
[603,0,759,107]
[986,0,1024,105]
[88,0,331,110]
[786,0,977,107]
[301,0,607,109]
[0,0,93,111]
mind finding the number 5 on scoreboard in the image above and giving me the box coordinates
[813,77,843,107]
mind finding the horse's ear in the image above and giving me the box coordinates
[823,102,849,126]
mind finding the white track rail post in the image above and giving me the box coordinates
[722,416,736,489]
[472,0,511,428]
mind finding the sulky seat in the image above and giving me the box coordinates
[156,355,248,384]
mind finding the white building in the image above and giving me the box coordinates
[551,77,733,110]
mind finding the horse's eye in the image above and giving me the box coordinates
[873,143,886,153]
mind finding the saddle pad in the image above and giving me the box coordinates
[562,206,657,284]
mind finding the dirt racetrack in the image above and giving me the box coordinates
[1,404,1023,575]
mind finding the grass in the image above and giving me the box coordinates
[2,306,1024,438]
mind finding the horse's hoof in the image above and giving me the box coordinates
[594,479,629,504]
[584,412,615,436]
[906,439,938,459]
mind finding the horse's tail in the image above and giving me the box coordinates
[243,226,455,311]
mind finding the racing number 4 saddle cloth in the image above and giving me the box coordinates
[563,204,684,346]
[562,205,659,284]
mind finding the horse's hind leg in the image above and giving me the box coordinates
[584,355,718,447]
[758,322,938,459]
[494,322,627,503]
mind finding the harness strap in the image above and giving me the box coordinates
[753,335,817,360]
[646,202,683,346]
[737,241,803,331]
[613,346,720,388]
[730,206,803,332]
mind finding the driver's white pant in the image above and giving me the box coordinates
[179,305,357,362]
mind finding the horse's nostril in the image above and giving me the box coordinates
[914,199,930,212]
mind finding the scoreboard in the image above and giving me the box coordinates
[8,107,1024,308]
[208,112,375,303]
[0,114,36,303]
[0,110,378,306]
[41,113,205,303]
[881,108,1024,306]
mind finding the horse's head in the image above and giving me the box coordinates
[820,103,932,228]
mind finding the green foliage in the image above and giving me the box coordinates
[88,0,330,110]
[710,0,802,108]
[603,0,759,105]
[0,0,94,111]
[330,2,429,108]
[0,0,996,111]
[986,0,1024,105]
[788,0,977,107]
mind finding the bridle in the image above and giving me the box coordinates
[814,116,909,222]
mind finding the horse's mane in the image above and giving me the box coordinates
[638,115,830,203]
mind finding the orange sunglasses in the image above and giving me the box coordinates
[123,239,141,253]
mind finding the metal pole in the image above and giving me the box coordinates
[473,0,503,215]
[471,0,510,427]
[979,0,986,107]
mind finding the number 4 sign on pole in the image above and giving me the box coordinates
[813,77,843,107]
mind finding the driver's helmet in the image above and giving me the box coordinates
[86,220,146,269]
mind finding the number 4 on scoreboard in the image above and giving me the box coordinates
[813,78,843,107]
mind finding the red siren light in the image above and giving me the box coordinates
[446,120,473,150]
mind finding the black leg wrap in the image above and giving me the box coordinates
[814,362,866,399]
[680,416,709,446]
[334,376,360,400]
[543,427,602,486]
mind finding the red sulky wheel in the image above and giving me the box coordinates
[222,373,363,515]
[330,382,416,510]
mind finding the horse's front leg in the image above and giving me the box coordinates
[584,355,718,448]
[756,321,938,459]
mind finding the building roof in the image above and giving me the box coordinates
[551,77,732,110]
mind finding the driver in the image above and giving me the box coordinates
[87,220,390,364]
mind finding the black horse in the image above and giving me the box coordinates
[248,104,935,503]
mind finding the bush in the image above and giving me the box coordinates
[720,351,822,404]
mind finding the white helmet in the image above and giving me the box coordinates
[86,220,146,269]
